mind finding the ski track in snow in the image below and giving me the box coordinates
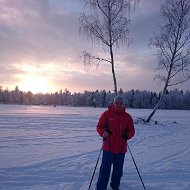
[0,105,190,190]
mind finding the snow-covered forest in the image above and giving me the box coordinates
[0,86,189,110]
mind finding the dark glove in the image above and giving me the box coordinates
[122,131,128,141]
[103,129,112,141]
[106,128,112,135]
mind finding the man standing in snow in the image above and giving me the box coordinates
[96,95,135,190]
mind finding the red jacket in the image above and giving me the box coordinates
[97,105,135,153]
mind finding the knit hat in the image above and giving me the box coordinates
[114,95,125,105]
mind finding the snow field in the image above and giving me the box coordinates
[0,105,189,190]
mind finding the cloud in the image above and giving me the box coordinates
[0,0,84,61]
[0,0,189,93]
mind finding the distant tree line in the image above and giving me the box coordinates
[0,86,189,110]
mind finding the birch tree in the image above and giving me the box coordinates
[79,0,136,94]
[146,0,190,122]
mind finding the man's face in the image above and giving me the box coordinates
[114,102,124,110]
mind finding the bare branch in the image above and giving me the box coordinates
[82,51,112,67]
[79,0,136,94]
[147,0,190,122]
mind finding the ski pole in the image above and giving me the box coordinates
[88,148,102,190]
[128,144,147,190]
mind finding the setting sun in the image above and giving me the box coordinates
[19,75,52,94]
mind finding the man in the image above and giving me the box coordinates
[96,95,135,190]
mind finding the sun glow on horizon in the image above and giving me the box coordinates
[18,75,53,94]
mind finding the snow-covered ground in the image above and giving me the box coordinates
[0,104,189,190]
